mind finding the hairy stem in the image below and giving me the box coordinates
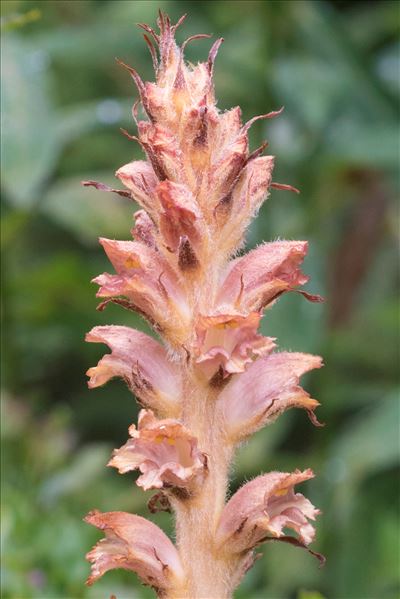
[172,380,235,598]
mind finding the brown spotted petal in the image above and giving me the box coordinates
[216,469,320,553]
[93,237,190,341]
[155,180,204,252]
[217,240,310,312]
[138,121,183,182]
[85,509,185,593]
[85,325,181,416]
[108,409,207,493]
[219,352,323,441]
[207,131,248,209]
[194,312,276,381]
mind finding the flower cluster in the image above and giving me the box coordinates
[84,12,324,599]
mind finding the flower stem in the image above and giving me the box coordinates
[172,382,234,598]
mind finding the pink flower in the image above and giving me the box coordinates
[216,469,320,552]
[93,237,190,343]
[85,325,181,416]
[194,312,275,383]
[108,409,207,494]
[85,509,185,593]
[218,351,323,441]
[216,240,323,314]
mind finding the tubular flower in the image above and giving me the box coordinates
[84,12,325,599]
[216,469,320,552]
[85,510,186,595]
[108,409,208,494]
[85,325,182,416]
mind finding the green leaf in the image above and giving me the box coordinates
[40,174,135,243]
[1,35,60,206]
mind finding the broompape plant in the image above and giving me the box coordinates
[83,12,325,599]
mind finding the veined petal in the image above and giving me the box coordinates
[85,509,185,593]
[219,352,323,440]
[218,240,309,312]
[109,409,207,494]
[194,312,275,383]
[97,236,185,305]
[86,325,181,415]
[216,469,320,553]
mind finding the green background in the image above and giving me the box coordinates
[1,1,399,598]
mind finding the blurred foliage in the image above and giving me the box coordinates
[1,1,399,598]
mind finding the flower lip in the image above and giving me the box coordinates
[108,409,208,493]
[194,312,276,382]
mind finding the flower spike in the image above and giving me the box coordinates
[84,12,324,598]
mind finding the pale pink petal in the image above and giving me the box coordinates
[109,409,207,493]
[218,240,310,312]
[115,160,158,216]
[85,509,185,592]
[86,325,181,415]
[219,352,323,440]
[93,237,190,342]
[212,107,242,156]
[194,312,276,383]
[216,469,320,553]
